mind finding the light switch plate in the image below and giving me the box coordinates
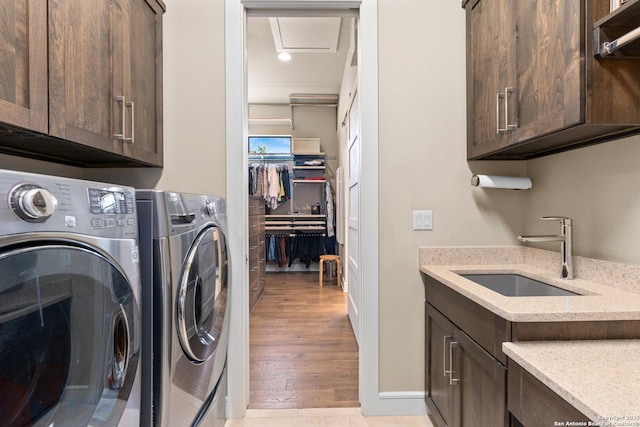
[413,210,433,230]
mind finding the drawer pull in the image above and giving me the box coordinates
[449,340,459,386]
[444,335,453,377]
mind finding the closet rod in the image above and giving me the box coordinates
[249,154,336,160]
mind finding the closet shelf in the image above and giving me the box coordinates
[266,226,326,231]
[248,118,292,128]
[265,213,327,233]
[266,221,325,226]
[292,179,326,183]
[266,214,325,218]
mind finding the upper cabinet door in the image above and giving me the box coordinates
[465,0,516,159]
[0,0,48,133]
[121,0,164,166]
[48,0,121,155]
[514,1,583,143]
[463,0,640,160]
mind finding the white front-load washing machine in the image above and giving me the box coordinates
[137,191,229,427]
[0,169,142,427]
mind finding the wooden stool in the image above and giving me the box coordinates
[319,254,341,287]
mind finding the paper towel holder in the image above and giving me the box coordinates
[471,174,532,190]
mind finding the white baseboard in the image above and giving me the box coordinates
[362,392,428,416]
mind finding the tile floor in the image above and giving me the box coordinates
[224,408,434,427]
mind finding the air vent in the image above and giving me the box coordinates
[269,17,342,53]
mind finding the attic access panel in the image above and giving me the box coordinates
[269,17,342,53]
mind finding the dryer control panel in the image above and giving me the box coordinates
[135,190,227,239]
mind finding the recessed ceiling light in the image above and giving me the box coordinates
[278,52,292,61]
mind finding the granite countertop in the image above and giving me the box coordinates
[503,340,640,422]
[420,246,640,421]
[419,247,640,322]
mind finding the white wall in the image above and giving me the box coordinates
[525,134,640,266]
[376,0,528,393]
[0,154,84,179]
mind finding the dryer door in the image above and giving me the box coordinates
[0,244,140,427]
[176,225,229,363]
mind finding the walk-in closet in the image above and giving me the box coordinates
[245,11,360,409]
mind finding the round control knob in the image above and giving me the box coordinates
[204,200,216,216]
[10,184,58,222]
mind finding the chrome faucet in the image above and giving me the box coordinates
[517,216,573,280]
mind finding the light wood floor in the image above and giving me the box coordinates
[249,272,359,409]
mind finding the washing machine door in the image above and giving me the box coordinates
[176,225,228,363]
[0,244,140,427]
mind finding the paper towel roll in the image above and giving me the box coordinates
[470,175,532,190]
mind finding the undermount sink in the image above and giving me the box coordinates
[460,273,580,297]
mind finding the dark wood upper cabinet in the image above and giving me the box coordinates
[0,0,48,134]
[465,0,515,159]
[0,0,164,167]
[48,0,164,166]
[463,0,640,160]
[119,0,164,166]
[48,0,119,155]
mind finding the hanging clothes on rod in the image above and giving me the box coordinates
[324,181,336,255]
[265,232,326,268]
[248,163,291,209]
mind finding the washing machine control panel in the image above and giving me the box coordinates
[0,170,138,239]
[9,183,58,223]
[88,188,135,215]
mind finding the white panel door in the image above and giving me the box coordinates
[347,90,360,345]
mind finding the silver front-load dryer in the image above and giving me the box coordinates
[137,191,229,427]
[0,169,142,427]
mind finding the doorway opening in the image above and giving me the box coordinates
[245,10,361,409]
[224,0,380,417]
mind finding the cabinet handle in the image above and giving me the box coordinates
[496,92,506,134]
[505,87,517,131]
[449,340,459,386]
[125,101,135,143]
[113,96,126,140]
[443,335,453,377]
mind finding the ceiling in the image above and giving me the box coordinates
[246,16,353,105]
